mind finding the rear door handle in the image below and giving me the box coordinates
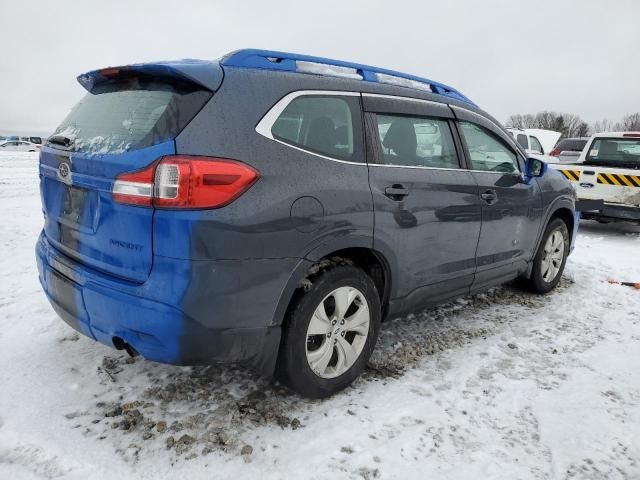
[384,184,409,201]
[480,189,498,205]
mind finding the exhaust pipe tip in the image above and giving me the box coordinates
[112,336,140,358]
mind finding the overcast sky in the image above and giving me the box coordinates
[1,0,638,135]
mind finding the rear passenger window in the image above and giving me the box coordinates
[529,136,544,154]
[374,114,459,169]
[516,134,528,149]
[459,122,519,173]
[271,96,358,160]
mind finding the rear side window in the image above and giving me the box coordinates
[516,134,528,149]
[460,122,519,173]
[52,74,212,154]
[374,114,459,169]
[271,96,360,161]
[529,136,544,154]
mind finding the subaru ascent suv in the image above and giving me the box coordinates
[36,49,577,398]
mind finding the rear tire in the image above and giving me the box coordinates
[276,265,381,398]
[524,218,570,294]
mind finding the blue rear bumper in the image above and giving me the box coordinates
[36,232,292,374]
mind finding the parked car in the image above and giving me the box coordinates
[550,132,640,224]
[0,140,39,152]
[548,137,589,163]
[506,127,561,163]
[36,49,577,398]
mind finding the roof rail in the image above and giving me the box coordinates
[220,49,476,107]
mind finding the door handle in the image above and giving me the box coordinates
[480,189,498,205]
[384,184,409,201]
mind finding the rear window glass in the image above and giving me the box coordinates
[51,74,212,154]
[271,96,361,161]
[529,136,543,154]
[516,134,528,149]
[586,138,640,168]
[556,139,587,151]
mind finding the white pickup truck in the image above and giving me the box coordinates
[549,132,640,224]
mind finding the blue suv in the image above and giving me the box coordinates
[36,49,577,398]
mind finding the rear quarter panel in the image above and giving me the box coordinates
[165,68,374,261]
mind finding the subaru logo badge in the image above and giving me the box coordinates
[57,161,72,185]
[579,182,594,189]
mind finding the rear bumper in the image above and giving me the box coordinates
[36,232,297,375]
[578,201,640,222]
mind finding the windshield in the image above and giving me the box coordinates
[585,137,640,168]
[51,74,212,154]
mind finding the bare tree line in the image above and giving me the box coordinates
[505,112,640,138]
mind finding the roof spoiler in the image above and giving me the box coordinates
[77,59,224,92]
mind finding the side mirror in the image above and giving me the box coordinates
[526,157,547,177]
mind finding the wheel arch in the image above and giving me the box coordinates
[272,238,394,329]
[524,199,576,280]
[549,206,575,243]
[534,197,575,251]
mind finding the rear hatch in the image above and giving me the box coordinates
[40,62,218,282]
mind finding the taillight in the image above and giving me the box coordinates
[549,148,561,157]
[112,164,155,206]
[113,156,259,209]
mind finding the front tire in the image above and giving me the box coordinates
[276,265,381,398]
[525,218,570,294]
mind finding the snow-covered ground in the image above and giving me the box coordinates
[0,152,639,480]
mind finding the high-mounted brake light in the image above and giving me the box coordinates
[622,133,640,137]
[113,156,259,209]
[100,68,121,77]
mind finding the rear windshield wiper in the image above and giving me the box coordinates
[48,134,75,149]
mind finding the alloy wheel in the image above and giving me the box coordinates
[541,230,565,282]
[305,286,370,379]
